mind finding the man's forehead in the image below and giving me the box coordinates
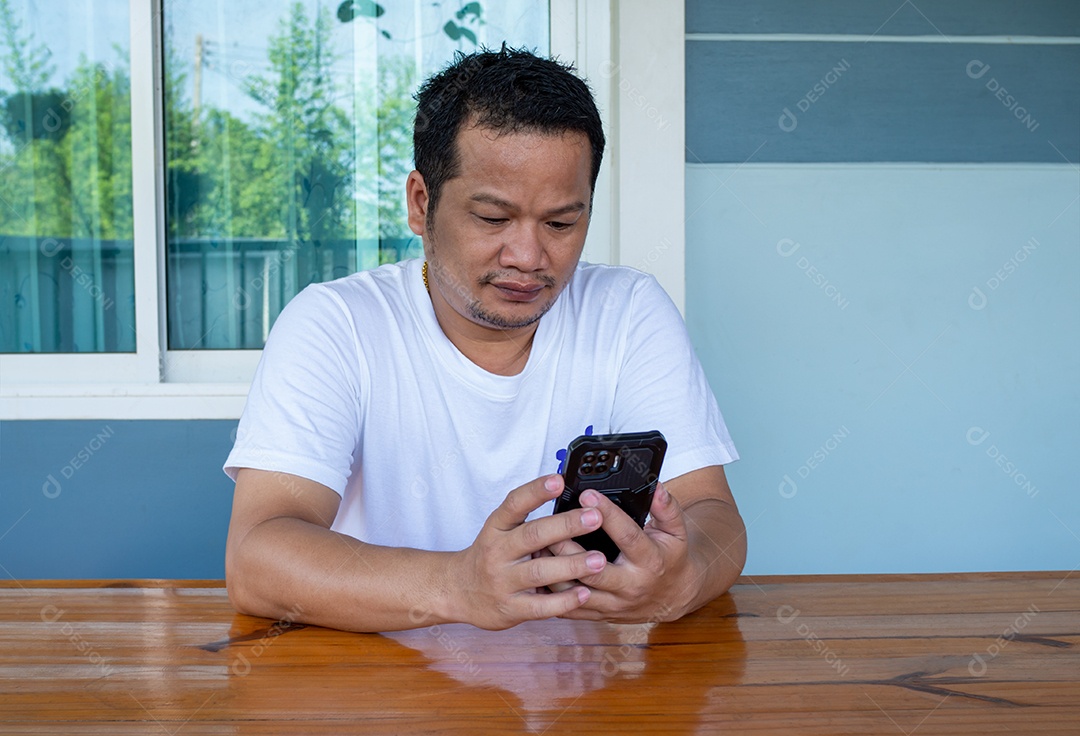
[455,127,588,174]
[438,122,592,208]
[456,122,589,154]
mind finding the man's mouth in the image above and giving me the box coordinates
[491,281,546,302]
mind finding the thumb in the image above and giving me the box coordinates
[646,481,688,540]
[488,474,563,533]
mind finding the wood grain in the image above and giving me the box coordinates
[1,573,1076,734]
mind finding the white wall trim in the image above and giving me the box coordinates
[611,0,686,312]
[130,0,168,385]
[551,0,615,267]
[0,383,249,420]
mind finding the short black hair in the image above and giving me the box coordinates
[413,45,605,217]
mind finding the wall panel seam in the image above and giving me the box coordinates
[686,33,1080,45]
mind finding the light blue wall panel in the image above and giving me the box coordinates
[686,164,1079,574]
[0,420,236,578]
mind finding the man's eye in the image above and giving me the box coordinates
[479,216,507,225]
[549,221,573,231]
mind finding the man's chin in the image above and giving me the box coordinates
[469,299,554,331]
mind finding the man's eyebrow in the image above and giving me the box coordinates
[544,202,587,217]
[469,193,586,217]
[469,193,516,209]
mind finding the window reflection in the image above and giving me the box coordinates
[163,1,548,349]
[0,0,135,353]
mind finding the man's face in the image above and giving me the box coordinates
[407,124,592,333]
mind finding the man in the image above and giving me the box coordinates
[224,47,745,632]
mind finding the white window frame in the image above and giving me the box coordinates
[0,0,686,420]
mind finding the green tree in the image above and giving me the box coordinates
[0,1,135,353]
[249,2,355,244]
[0,0,53,91]
[0,0,132,243]
[373,56,421,262]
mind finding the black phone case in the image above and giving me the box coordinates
[553,431,667,562]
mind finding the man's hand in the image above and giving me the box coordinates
[446,474,610,630]
[549,466,746,624]
[545,481,692,622]
[228,470,611,632]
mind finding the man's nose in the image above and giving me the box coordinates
[497,223,546,271]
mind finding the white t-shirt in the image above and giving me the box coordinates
[225,258,737,552]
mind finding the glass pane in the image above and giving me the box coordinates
[164,1,549,350]
[0,0,135,353]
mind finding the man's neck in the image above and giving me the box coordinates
[422,260,554,376]
[432,307,540,376]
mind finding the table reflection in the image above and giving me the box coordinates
[202,595,749,732]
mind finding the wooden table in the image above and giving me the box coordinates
[1,573,1077,734]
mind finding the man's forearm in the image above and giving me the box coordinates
[678,498,747,617]
[227,516,458,632]
[226,472,603,632]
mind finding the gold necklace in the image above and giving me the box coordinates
[422,261,429,292]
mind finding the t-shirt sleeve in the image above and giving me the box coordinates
[223,284,363,495]
[610,273,738,481]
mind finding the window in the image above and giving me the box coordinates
[0,0,135,353]
[0,1,686,419]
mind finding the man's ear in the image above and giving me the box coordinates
[405,170,429,237]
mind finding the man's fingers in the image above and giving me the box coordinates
[514,549,606,592]
[509,501,603,558]
[487,475,564,532]
[558,587,674,622]
[547,538,586,557]
[558,586,622,619]
[516,585,592,621]
[579,489,653,563]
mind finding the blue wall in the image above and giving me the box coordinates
[0,420,235,578]
[686,1,1080,574]
[2,2,1078,581]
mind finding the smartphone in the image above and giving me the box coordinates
[553,431,667,562]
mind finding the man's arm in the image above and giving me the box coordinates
[554,464,747,623]
[665,465,747,614]
[225,468,610,632]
